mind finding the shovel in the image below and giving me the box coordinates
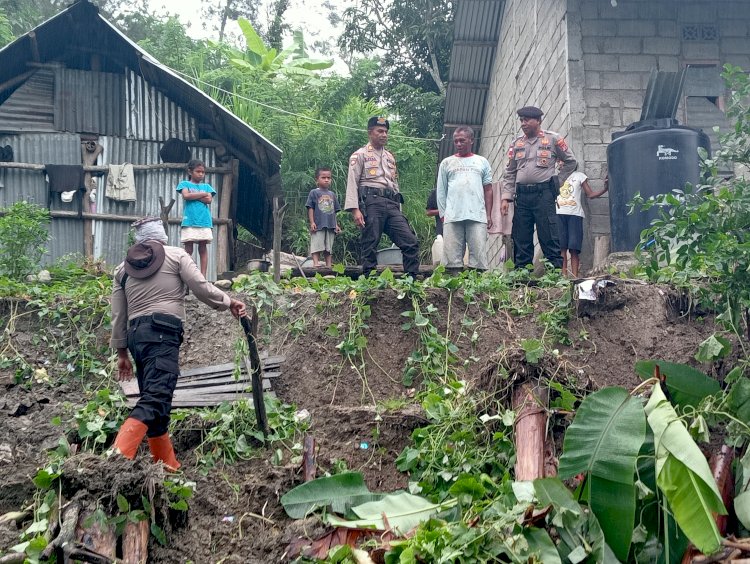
[240,311,268,440]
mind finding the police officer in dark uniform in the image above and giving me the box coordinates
[501,106,577,269]
[344,116,420,277]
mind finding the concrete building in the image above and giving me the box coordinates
[447,0,750,270]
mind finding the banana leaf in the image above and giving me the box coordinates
[326,492,457,535]
[534,478,619,563]
[280,472,381,519]
[523,527,562,564]
[558,387,646,561]
[635,360,719,408]
[645,384,726,555]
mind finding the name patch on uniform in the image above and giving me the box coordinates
[539,150,551,158]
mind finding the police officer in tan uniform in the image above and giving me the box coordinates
[501,106,577,269]
[344,116,420,277]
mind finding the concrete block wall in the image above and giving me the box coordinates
[481,0,571,180]
[569,0,750,268]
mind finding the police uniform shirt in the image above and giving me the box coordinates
[501,130,577,201]
[344,144,399,210]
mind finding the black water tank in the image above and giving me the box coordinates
[607,122,710,252]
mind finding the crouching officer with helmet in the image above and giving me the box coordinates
[500,106,577,270]
[109,217,246,471]
[344,116,420,278]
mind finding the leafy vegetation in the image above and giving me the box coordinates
[0,201,50,280]
[633,65,750,350]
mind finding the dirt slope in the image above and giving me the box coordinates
[0,279,727,561]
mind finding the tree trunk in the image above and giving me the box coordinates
[512,383,549,481]
[122,520,149,564]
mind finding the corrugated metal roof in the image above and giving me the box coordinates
[0,0,281,245]
[440,0,505,161]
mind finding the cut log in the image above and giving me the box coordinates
[512,383,550,481]
[76,511,116,559]
[122,520,149,564]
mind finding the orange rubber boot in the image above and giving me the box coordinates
[147,434,181,472]
[112,417,148,460]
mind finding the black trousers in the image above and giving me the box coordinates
[360,195,420,275]
[512,186,562,269]
[127,316,183,437]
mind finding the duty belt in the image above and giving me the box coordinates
[129,313,183,331]
[362,186,400,201]
[516,180,553,191]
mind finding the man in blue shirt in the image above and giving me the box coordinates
[436,126,494,272]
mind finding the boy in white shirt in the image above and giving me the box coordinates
[556,171,608,277]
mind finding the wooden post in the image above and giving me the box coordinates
[272,196,287,284]
[81,141,103,259]
[512,383,550,480]
[228,158,239,270]
[122,521,149,564]
[303,435,317,481]
[158,196,175,239]
[216,163,235,276]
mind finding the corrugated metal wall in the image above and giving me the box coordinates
[0,132,84,264]
[55,68,126,136]
[95,137,221,277]
[126,70,197,142]
[0,69,55,132]
[440,0,506,160]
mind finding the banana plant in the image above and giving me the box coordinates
[230,18,333,83]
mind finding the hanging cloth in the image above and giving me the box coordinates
[105,164,137,202]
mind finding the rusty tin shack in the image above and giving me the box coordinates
[0,0,282,279]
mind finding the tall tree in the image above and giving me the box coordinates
[338,0,454,94]
[0,6,13,47]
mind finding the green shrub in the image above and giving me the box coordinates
[0,201,50,279]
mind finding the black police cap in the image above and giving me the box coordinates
[517,106,544,119]
[367,116,390,130]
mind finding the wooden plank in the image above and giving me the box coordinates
[179,369,280,384]
[124,378,271,398]
[180,357,283,379]
[119,371,279,396]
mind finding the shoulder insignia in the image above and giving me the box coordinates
[555,137,569,151]
[507,147,515,158]
[349,158,358,167]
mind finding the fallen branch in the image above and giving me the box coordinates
[0,552,26,564]
[41,499,81,560]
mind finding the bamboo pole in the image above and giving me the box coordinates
[34,210,232,225]
[0,162,226,173]
[272,196,287,283]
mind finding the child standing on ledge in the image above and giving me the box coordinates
[306,167,341,268]
[177,159,215,277]
[556,170,608,278]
